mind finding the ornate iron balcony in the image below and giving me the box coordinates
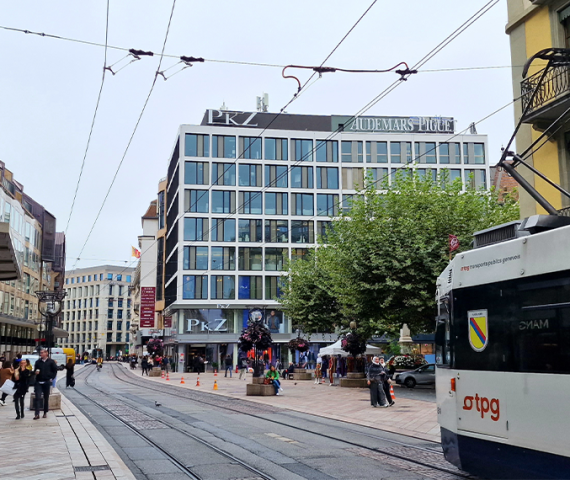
[521,63,570,121]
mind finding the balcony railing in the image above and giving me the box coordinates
[521,63,570,119]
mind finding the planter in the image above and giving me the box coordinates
[347,372,365,379]
[340,377,368,388]
[246,383,275,396]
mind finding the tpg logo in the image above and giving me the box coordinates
[463,394,500,421]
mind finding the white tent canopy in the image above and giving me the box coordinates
[318,339,382,357]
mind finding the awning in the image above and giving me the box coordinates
[0,222,21,281]
[0,314,37,329]
[318,339,382,357]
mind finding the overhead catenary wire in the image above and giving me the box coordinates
[64,0,110,235]
[72,0,178,270]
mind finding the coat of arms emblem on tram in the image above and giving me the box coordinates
[467,309,488,352]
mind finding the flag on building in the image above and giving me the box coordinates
[132,246,141,258]
[449,234,460,252]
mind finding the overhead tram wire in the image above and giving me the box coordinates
[72,0,178,270]
[181,0,502,243]
[65,0,110,235]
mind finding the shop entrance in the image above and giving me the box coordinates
[187,345,206,372]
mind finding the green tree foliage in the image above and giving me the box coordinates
[280,170,519,337]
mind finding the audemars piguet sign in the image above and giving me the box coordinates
[331,116,454,134]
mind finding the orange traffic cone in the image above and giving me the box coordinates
[196,375,201,387]
[390,385,396,401]
[180,377,185,384]
[213,380,218,390]
[161,370,165,379]
[166,372,170,381]
[214,369,218,377]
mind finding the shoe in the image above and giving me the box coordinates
[21,413,24,418]
[33,415,40,420]
[279,387,283,392]
[15,415,20,420]
[43,413,47,418]
[372,405,378,408]
[276,392,280,396]
[389,401,395,406]
[0,400,5,406]
[380,404,389,408]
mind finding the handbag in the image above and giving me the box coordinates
[263,378,271,385]
[0,379,16,396]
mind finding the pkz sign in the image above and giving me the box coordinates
[186,318,228,333]
[332,115,454,134]
[207,109,259,127]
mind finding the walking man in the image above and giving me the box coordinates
[33,348,58,420]
[224,355,233,378]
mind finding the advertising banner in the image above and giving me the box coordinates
[140,286,156,328]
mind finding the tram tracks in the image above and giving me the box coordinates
[106,363,476,480]
[66,365,275,480]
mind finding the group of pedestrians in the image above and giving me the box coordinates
[367,356,395,408]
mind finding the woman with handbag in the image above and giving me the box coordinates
[265,365,283,396]
[0,361,14,406]
[13,360,31,419]
[65,358,75,388]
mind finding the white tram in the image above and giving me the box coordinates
[435,215,570,479]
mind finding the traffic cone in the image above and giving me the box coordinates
[235,366,238,374]
[213,380,218,391]
[161,370,165,379]
[196,376,201,387]
[166,372,170,381]
[180,377,185,384]
[390,385,396,400]
[214,369,217,377]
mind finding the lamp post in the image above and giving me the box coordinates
[35,290,67,357]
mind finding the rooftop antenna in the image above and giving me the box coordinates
[220,101,228,111]
[469,122,478,134]
[256,93,269,112]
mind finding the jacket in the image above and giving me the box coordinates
[266,369,280,380]
[367,362,387,383]
[34,358,58,383]
[14,368,31,394]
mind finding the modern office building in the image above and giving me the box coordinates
[161,109,489,371]
[506,1,570,217]
[0,160,66,358]
[60,265,134,357]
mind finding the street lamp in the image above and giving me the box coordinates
[35,290,67,357]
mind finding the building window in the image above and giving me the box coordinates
[184,189,209,213]
[342,168,364,190]
[265,138,288,160]
[265,276,282,300]
[291,193,314,216]
[212,218,236,242]
[265,193,288,215]
[240,137,262,159]
[317,167,339,189]
[370,168,389,189]
[366,141,388,163]
[291,248,309,262]
[211,275,235,299]
[265,248,287,271]
[439,142,461,164]
[183,275,208,299]
[390,142,412,163]
[118,299,123,308]
[184,218,209,241]
[341,141,363,163]
[465,169,487,189]
[474,143,485,164]
[238,191,262,214]
[212,190,236,214]
[212,163,236,186]
[182,247,208,270]
[265,165,288,188]
[239,164,262,186]
[185,133,210,157]
[211,246,236,270]
[212,135,236,158]
[265,220,288,243]
[291,166,313,188]
[117,310,123,319]
[441,168,462,185]
[118,285,123,296]
[238,247,263,270]
[291,139,313,162]
[184,162,209,185]
[108,309,113,319]
[238,219,262,242]
[415,142,437,164]
[417,169,437,182]
[316,140,338,163]
[291,220,314,243]
[108,298,114,307]
[317,221,332,240]
[107,332,112,342]
[238,276,263,299]
[317,194,339,216]
[107,273,113,280]
[126,275,131,283]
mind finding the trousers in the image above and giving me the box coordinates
[34,382,51,414]
[14,392,25,417]
[369,381,388,406]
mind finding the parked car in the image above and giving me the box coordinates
[395,363,435,388]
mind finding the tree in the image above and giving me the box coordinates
[281,170,519,337]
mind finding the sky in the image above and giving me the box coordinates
[0,1,515,269]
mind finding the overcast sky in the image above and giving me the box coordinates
[0,1,514,269]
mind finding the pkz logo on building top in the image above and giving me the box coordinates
[207,109,259,127]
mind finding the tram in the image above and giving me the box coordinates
[435,215,570,479]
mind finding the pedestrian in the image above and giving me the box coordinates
[65,358,75,388]
[367,356,389,408]
[33,348,58,419]
[314,360,322,384]
[224,354,233,378]
[379,357,395,406]
[0,361,14,405]
[13,359,31,419]
[12,353,22,369]
[265,365,283,396]
[239,357,249,380]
